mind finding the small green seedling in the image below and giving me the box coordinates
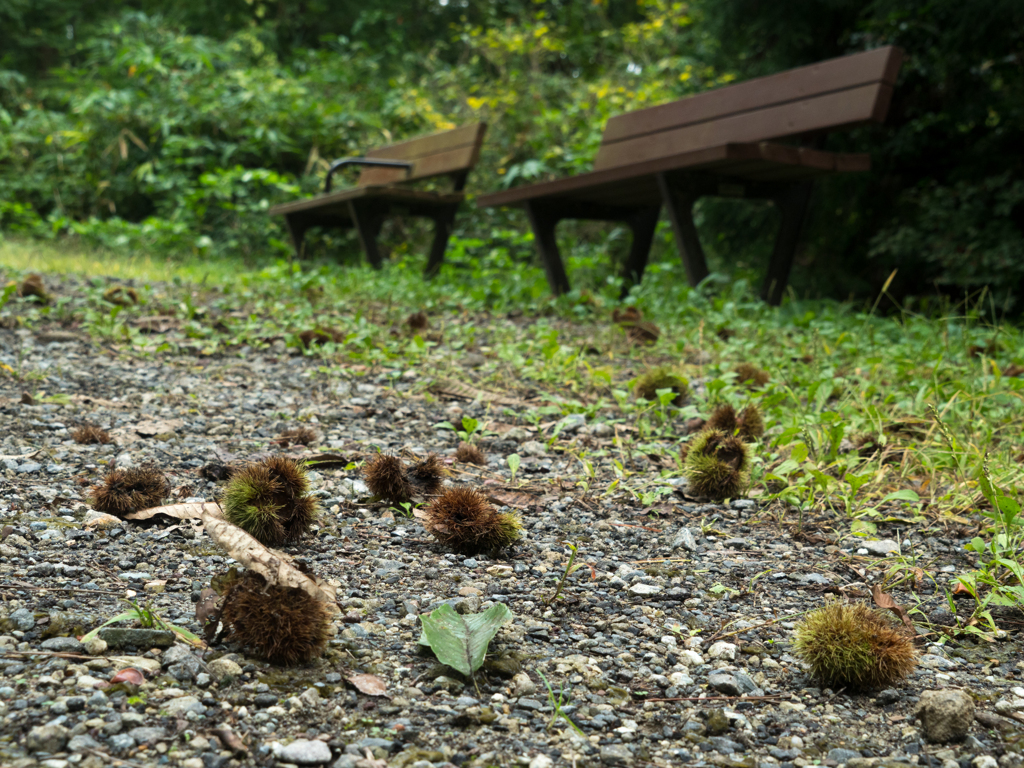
[82,600,201,645]
[507,453,521,484]
[537,670,584,736]
[544,542,594,605]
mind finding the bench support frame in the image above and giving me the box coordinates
[523,175,814,305]
[525,201,661,299]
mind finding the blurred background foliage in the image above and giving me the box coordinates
[0,0,1021,307]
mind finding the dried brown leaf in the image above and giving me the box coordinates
[125,502,225,522]
[202,515,338,613]
[195,588,223,643]
[302,453,355,468]
[132,316,182,333]
[211,727,248,755]
[871,584,917,636]
[109,668,145,685]
[347,673,389,697]
[429,378,530,407]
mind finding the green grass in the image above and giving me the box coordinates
[0,237,271,285]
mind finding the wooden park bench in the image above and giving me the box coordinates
[271,123,487,275]
[477,47,903,304]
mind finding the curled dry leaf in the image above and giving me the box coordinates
[125,502,225,522]
[109,668,145,685]
[212,727,248,755]
[202,515,338,613]
[347,673,389,697]
[871,584,917,636]
[195,588,223,643]
[127,503,337,612]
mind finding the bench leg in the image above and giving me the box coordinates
[282,214,309,258]
[762,181,814,305]
[425,204,459,278]
[525,202,570,296]
[657,173,709,287]
[348,200,386,269]
[619,206,661,298]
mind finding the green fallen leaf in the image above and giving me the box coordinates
[418,603,513,678]
[882,489,920,503]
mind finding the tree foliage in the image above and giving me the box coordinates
[0,0,1021,304]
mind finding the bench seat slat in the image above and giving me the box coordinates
[477,143,868,209]
[270,185,464,216]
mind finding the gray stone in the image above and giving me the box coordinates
[671,527,698,552]
[599,744,634,765]
[127,726,167,743]
[162,695,204,715]
[68,734,103,752]
[278,739,333,765]
[918,654,958,670]
[723,538,748,550]
[27,724,69,753]
[41,637,84,654]
[17,461,43,473]
[555,414,587,434]
[914,689,974,743]
[709,737,744,754]
[827,748,862,764]
[859,539,899,556]
[799,572,831,584]
[626,583,662,596]
[207,657,243,684]
[519,440,547,457]
[4,607,36,632]
[707,641,737,660]
[168,654,205,682]
[108,733,136,753]
[98,628,175,649]
[83,637,107,656]
[707,670,764,697]
[161,644,195,666]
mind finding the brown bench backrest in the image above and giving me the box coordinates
[593,47,902,172]
[356,122,487,187]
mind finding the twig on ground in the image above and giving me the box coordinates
[84,747,151,768]
[3,650,104,661]
[641,694,786,702]
[708,609,813,642]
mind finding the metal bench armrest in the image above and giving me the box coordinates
[325,158,413,193]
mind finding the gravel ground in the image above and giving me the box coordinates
[1,280,1023,768]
